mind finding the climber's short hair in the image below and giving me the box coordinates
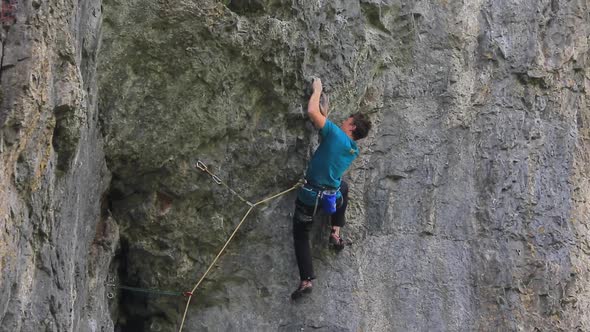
[350,113,371,140]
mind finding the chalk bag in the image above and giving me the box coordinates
[321,190,338,215]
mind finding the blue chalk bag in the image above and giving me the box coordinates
[321,190,338,214]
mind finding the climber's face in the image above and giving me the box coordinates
[340,117,356,137]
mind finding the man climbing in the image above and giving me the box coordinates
[291,77,372,300]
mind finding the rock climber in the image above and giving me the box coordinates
[291,77,372,300]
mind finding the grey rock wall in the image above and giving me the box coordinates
[98,0,590,331]
[1,0,588,331]
[0,0,114,331]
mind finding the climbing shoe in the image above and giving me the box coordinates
[291,280,313,300]
[329,231,345,251]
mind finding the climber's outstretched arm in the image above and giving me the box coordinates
[308,78,326,129]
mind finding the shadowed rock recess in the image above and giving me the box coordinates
[1,0,589,331]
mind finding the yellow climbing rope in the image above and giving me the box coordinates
[178,161,304,332]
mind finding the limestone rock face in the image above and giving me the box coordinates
[0,1,114,331]
[98,0,590,331]
[2,0,590,331]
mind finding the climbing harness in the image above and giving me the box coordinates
[175,161,304,332]
[301,182,340,215]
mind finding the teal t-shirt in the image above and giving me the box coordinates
[298,120,359,206]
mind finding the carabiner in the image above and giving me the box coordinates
[196,160,207,171]
[212,175,222,185]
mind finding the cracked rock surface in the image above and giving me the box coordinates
[99,0,590,331]
[1,0,589,331]
[0,0,114,331]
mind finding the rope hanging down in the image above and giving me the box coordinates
[177,161,304,332]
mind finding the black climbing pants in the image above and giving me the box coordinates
[292,181,349,281]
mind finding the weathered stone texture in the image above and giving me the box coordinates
[1,0,589,331]
[0,0,113,331]
[98,0,590,331]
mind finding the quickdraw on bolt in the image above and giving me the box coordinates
[212,175,222,185]
[195,159,253,206]
[196,161,207,172]
[196,160,222,185]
